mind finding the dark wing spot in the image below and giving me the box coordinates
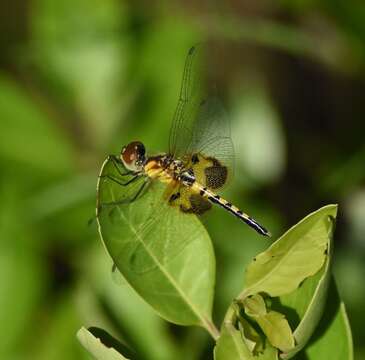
[205,164,228,189]
[180,194,212,215]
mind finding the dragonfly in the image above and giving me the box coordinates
[97,46,270,238]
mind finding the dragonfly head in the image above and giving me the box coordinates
[120,141,146,172]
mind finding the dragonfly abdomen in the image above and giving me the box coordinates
[193,183,271,237]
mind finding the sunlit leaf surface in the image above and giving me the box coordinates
[96,157,216,331]
[240,205,337,298]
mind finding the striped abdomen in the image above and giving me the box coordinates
[192,183,271,237]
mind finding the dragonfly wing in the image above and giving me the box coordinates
[169,45,205,158]
[185,97,235,190]
[168,46,234,190]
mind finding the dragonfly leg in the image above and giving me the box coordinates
[100,174,141,187]
[109,155,133,177]
[100,180,148,207]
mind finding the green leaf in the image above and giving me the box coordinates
[232,205,338,358]
[243,294,267,316]
[277,207,336,358]
[257,311,294,353]
[237,317,262,353]
[243,295,295,352]
[77,327,130,360]
[303,279,353,360]
[240,205,337,298]
[279,260,331,358]
[214,307,278,360]
[96,158,217,336]
[214,323,254,360]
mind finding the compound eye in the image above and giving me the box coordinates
[120,141,145,169]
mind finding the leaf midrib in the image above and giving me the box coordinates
[109,186,211,330]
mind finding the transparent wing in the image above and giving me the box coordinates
[97,157,196,274]
[169,47,235,188]
[169,45,205,158]
[187,97,235,186]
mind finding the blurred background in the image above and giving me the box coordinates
[0,0,364,359]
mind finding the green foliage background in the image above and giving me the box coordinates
[0,1,364,359]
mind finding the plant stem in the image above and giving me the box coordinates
[204,320,220,341]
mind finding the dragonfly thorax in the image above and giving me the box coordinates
[165,157,191,181]
[143,154,193,184]
[179,168,196,186]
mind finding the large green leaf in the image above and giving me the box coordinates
[96,158,217,336]
[239,205,337,298]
